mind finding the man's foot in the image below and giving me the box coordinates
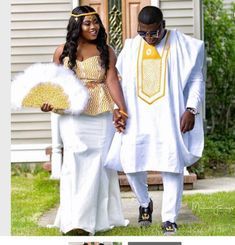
[162,221,178,235]
[138,199,153,227]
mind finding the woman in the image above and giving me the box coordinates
[41,5,128,235]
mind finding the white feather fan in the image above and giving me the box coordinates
[11,63,89,114]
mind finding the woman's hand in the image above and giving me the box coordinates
[41,103,54,112]
[113,109,128,133]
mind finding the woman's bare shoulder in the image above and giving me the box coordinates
[53,44,65,63]
[55,44,65,55]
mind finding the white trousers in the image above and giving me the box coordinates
[126,171,184,223]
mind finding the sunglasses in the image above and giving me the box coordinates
[137,21,164,38]
[137,30,161,38]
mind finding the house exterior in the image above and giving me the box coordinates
[223,0,234,12]
[11,0,204,162]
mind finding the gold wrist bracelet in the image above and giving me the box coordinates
[119,109,128,118]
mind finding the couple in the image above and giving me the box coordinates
[41,5,205,236]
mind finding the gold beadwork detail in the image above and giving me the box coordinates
[64,56,114,115]
[22,82,70,109]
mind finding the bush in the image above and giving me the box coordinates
[190,0,235,178]
[204,0,235,135]
[189,136,235,178]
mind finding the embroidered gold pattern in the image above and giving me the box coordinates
[137,31,171,104]
[63,56,114,115]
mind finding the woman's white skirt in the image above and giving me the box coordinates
[53,112,126,234]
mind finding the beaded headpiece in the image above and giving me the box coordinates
[71,11,98,21]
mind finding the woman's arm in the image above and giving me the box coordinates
[53,44,64,64]
[105,46,127,112]
[105,47,128,132]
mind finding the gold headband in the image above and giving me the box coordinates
[71,11,98,18]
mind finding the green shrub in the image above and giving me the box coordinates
[189,136,235,178]
[204,0,235,135]
[190,0,235,178]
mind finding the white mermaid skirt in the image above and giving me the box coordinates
[53,112,126,234]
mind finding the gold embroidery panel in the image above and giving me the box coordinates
[137,31,171,105]
[142,59,161,97]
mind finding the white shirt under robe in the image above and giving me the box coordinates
[105,30,205,174]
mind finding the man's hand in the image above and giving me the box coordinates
[113,109,127,133]
[180,110,195,133]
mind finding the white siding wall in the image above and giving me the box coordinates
[11,0,72,162]
[158,0,202,39]
[223,0,234,13]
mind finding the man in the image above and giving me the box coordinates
[106,6,205,235]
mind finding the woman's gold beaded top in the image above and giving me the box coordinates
[63,56,114,115]
[76,56,105,82]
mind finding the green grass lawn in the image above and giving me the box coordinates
[11,170,235,236]
[98,191,235,236]
[11,170,60,235]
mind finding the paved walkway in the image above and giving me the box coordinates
[38,177,235,227]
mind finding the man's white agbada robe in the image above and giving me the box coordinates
[105,30,205,174]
